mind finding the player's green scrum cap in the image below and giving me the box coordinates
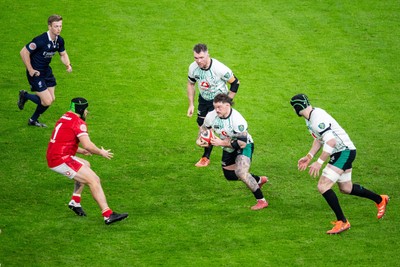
[70,97,88,119]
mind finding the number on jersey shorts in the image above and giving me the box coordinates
[50,156,84,179]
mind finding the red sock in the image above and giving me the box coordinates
[102,208,113,217]
[71,194,81,203]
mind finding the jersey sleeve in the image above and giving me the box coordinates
[232,112,248,134]
[188,62,197,82]
[26,36,44,54]
[72,120,89,138]
[58,36,66,53]
[214,60,233,82]
[311,111,334,142]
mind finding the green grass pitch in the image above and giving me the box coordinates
[0,0,399,266]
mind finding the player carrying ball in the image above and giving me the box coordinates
[197,94,269,210]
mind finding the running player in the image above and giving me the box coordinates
[197,94,269,210]
[47,98,128,225]
[18,14,72,127]
[187,43,240,167]
[290,93,389,234]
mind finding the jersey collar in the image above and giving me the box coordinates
[221,107,233,119]
[307,108,315,121]
[47,31,58,44]
[200,58,213,71]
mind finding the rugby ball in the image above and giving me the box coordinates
[200,129,214,144]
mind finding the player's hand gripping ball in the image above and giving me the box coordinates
[197,129,213,147]
[200,129,213,145]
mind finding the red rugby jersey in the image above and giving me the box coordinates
[47,111,88,167]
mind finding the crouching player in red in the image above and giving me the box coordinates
[46,97,128,225]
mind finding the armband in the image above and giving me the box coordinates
[317,158,325,164]
[229,76,239,93]
[230,139,241,150]
[323,143,334,154]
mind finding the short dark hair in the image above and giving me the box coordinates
[213,94,234,106]
[193,43,208,54]
[48,15,63,25]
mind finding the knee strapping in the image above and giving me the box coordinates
[340,172,352,182]
[322,167,341,183]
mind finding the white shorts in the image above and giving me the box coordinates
[50,156,84,179]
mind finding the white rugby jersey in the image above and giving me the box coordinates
[188,58,233,101]
[306,107,356,153]
[204,108,253,152]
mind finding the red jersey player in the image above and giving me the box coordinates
[47,97,128,225]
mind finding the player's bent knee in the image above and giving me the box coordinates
[85,176,101,188]
[317,183,329,194]
[339,187,351,194]
[338,180,353,194]
[75,167,100,184]
[42,99,54,107]
[234,169,247,181]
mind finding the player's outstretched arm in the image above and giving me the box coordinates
[77,147,92,156]
[79,135,113,159]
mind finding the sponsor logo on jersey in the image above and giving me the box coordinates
[43,51,56,58]
[238,125,245,132]
[224,72,231,79]
[318,123,325,129]
[200,81,210,89]
[28,42,37,50]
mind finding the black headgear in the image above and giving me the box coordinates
[70,97,88,120]
[290,94,310,116]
